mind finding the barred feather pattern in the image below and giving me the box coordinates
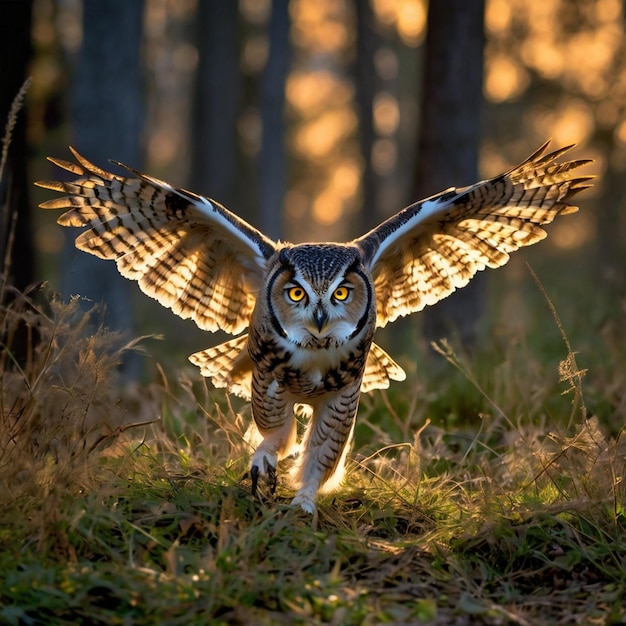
[37,148,275,334]
[189,335,253,400]
[355,141,593,327]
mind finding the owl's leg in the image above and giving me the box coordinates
[290,383,361,514]
[250,378,297,497]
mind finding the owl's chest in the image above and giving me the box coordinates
[248,328,371,398]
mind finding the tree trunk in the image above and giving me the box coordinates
[65,0,144,373]
[0,0,34,294]
[596,140,626,304]
[190,1,240,205]
[354,0,381,233]
[0,0,34,367]
[415,0,486,349]
[259,0,291,241]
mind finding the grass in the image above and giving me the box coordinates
[1,278,625,626]
[3,86,626,625]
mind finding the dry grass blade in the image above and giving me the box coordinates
[0,77,30,184]
[1,78,31,300]
[526,262,587,423]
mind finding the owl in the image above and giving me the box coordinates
[37,141,592,513]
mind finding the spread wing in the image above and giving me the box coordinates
[36,148,277,335]
[354,141,593,328]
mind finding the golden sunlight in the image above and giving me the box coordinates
[148,127,181,167]
[615,119,626,146]
[292,109,358,160]
[286,70,352,115]
[563,28,621,97]
[550,212,596,251]
[371,0,426,46]
[312,188,343,226]
[484,54,529,102]
[520,39,564,81]
[290,0,351,54]
[374,92,400,135]
[241,35,269,74]
[239,0,271,24]
[396,0,426,45]
[237,108,262,157]
[372,137,397,175]
[485,0,512,35]
[372,0,401,26]
[331,159,361,199]
[529,98,595,146]
[374,47,399,81]
[310,158,362,227]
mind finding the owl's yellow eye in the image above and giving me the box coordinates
[333,286,350,301]
[287,286,306,302]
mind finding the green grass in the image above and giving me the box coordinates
[1,279,625,626]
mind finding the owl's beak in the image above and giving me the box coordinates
[313,306,328,333]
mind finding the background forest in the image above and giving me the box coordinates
[1,1,626,624]
[9,0,626,361]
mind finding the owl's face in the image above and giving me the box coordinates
[263,244,375,350]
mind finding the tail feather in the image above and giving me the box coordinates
[361,343,406,393]
[189,334,253,400]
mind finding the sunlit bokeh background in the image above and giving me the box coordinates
[27,0,625,365]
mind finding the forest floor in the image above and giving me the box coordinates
[1,282,625,626]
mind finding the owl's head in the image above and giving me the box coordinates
[263,244,375,349]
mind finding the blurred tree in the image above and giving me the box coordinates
[596,148,626,300]
[190,1,240,206]
[0,0,34,293]
[64,0,144,373]
[0,0,34,368]
[414,0,486,349]
[354,0,382,232]
[259,0,291,240]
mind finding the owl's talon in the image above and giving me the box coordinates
[265,463,277,495]
[250,455,278,500]
[250,464,260,497]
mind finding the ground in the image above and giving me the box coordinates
[1,285,625,625]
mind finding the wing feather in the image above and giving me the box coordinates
[354,141,593,327]
[37,148,277,334]
[361,343,406,393]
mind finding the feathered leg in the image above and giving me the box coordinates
[290,381,361,513]
[249,372,297,496]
